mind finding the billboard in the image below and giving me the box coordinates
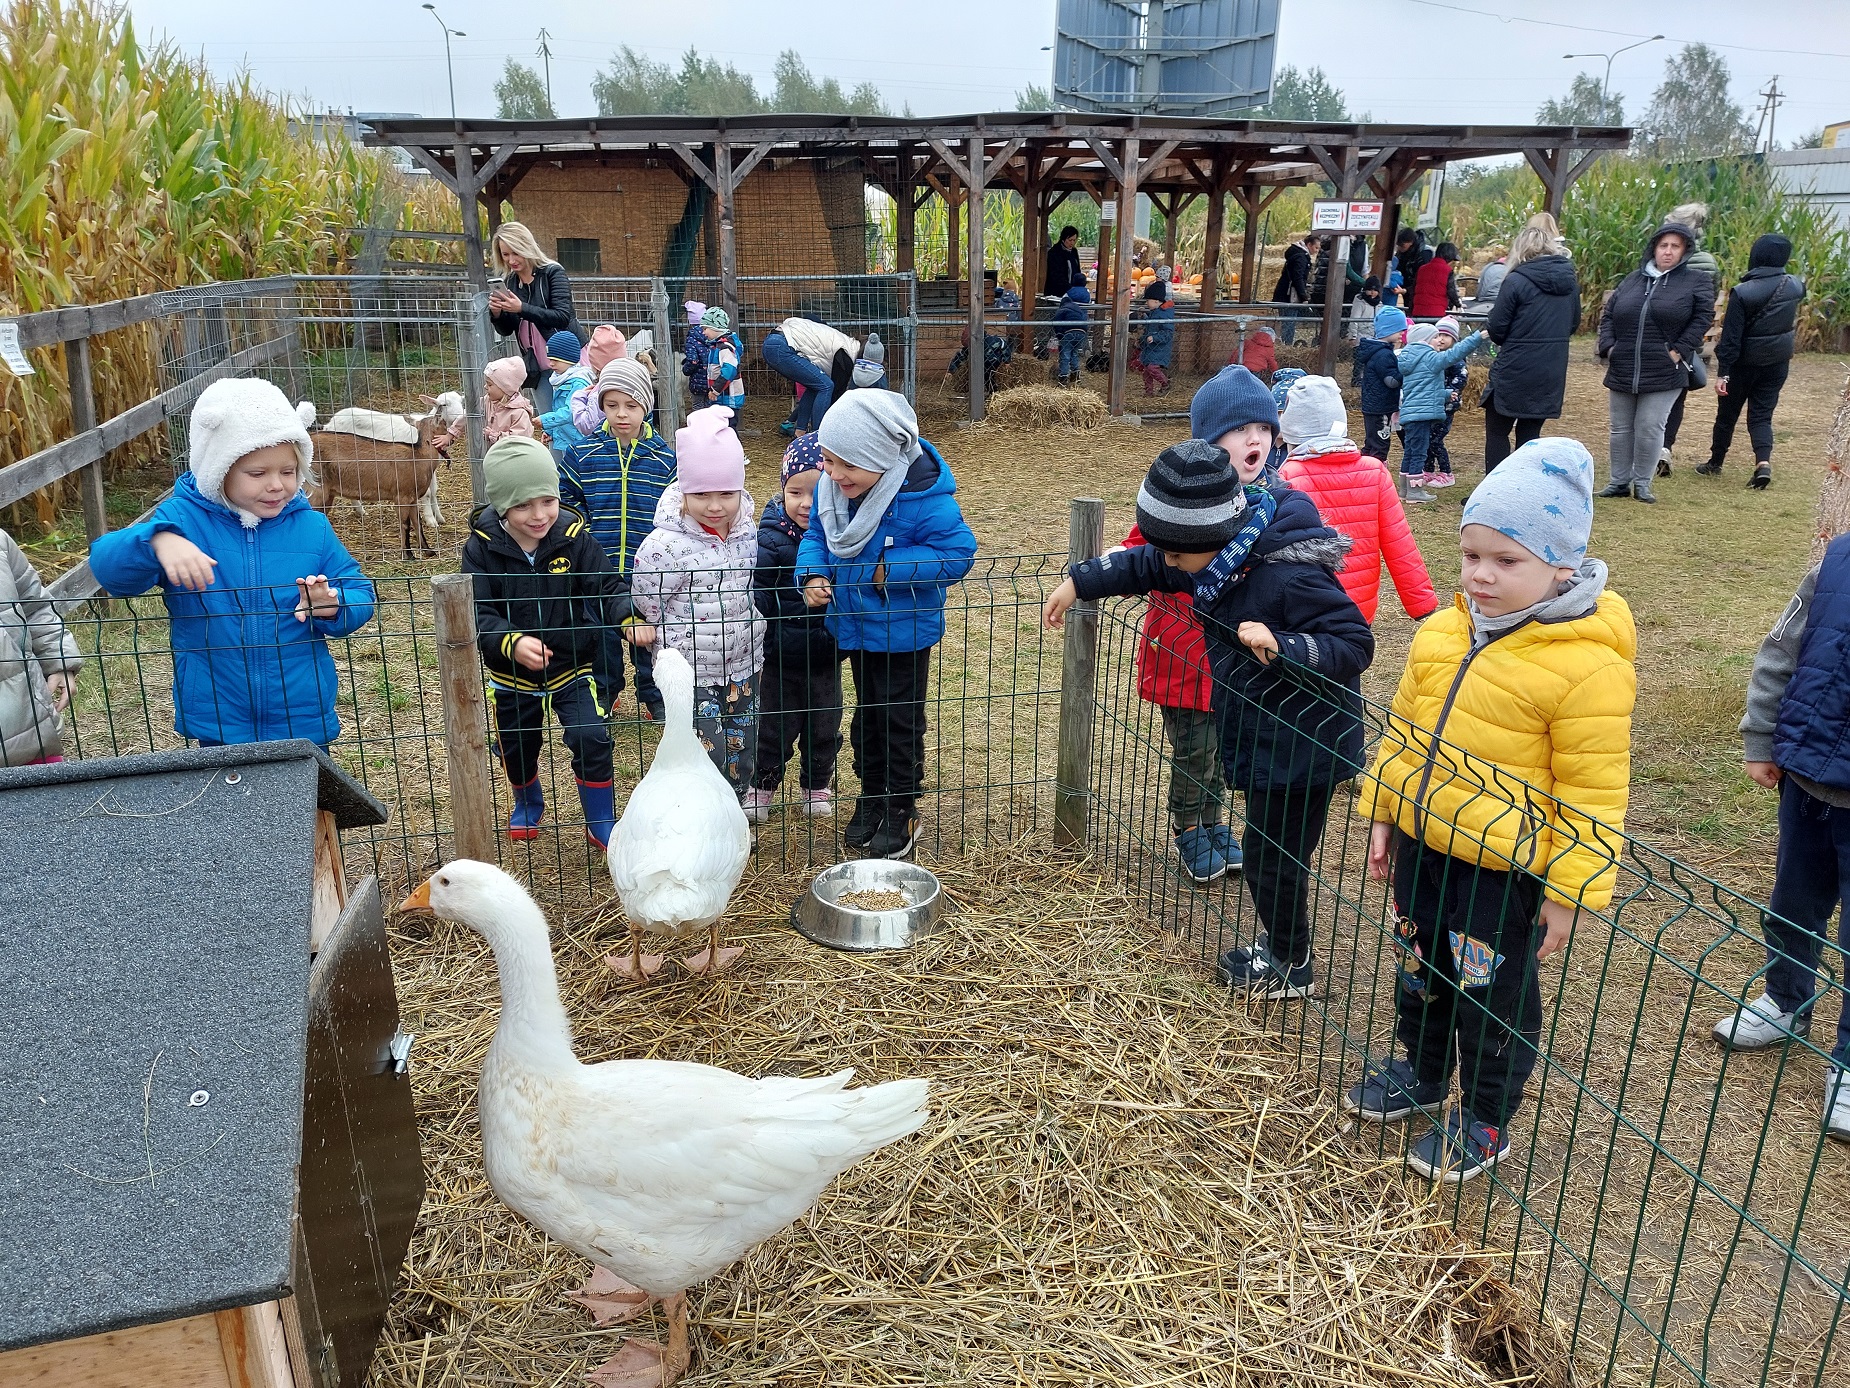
[1053,0,1279,116]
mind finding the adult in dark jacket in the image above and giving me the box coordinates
[1700,234,1807,489]
[1273,233,1317,344]
[1484,219,1583,468]
[1393,228,1432,300]
[1043,225,1086,299]
[486,222,587,406]
[1044,439,1374,1001]
[1597,220,1714,503]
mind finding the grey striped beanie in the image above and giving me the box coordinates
[1134,439,1247,552]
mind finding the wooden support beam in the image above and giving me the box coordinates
[1354,145,1400,195]
[715,141,739,323]
[731,140,776,185]
[925,137,973,188]
[1107,136,1139,416]
[946,183,962,283]
[1305,143,1347,188]
[896,143,916,274]
[1238,183,1262,310]
[476,142,522,188]
[667,142,721,194]
[1317,146,1359,378]
[1083,135,1125,185]
[967,132,987,423]
[400,143,460,192]
[63,337,107,543]
[1197,185,1226,371]
[454,138,488,293]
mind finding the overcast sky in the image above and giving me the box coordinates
[124,0,1848,141]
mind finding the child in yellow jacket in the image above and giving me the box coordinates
[1353,438,1636,1183]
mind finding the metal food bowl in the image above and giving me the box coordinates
[789,860,948,952]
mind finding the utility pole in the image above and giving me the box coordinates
[1755,77,1785,153]
[537,28,554,113]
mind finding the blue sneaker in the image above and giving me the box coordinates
[1406,1107,1511,1184]
[1174,826,1228,885]
[1217,941,1315,1000]
[1207,823,1244,873]
[1342,1058,1446,1123]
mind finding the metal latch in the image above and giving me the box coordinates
[388,1029,415,1076]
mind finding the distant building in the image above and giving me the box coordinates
[290,111,425,173]
[1822,121,1850,149]
[1767,147,1850,229]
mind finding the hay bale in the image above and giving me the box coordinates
[984,384,1111,431]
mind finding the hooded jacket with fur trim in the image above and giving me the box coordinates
[1070,489,1375,792]
[1357,568,1636,911]
[89,473,375,746]
[1598,223,1715,396]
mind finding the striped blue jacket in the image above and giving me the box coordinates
[558,422,677,575]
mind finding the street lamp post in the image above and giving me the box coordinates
[1563,34,1665,121]
[421,4,465,120]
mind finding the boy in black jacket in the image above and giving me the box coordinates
[746,435,844,821]
[462,438,644,850]
[1044,438,1374,1000]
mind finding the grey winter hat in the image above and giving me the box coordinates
[862,330,886,364]
[1461,437,1596,567]
[1135,439,1247,552]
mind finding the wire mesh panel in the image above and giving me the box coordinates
[1083,593,1850,1388]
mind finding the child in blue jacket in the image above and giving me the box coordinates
[1395,320,1488,504]
[88,378,375,751]
[1051,285,1092,387]
[1352,307,1406,465]
[798,392,977,859]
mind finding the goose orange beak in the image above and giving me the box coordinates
[401,880,433,911]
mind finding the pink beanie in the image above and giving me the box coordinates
[676,407,746,492]
[585,325,626,374]
[1433,315,1462,340]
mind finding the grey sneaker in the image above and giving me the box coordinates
[1827,1068,1850,1143]
[1713,992,1810,1051]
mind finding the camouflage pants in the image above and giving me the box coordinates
[693,674,759,796]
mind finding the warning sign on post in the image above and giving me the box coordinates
[1345,201,1384,231]
[0,321,33,377]
[1309,200,1385,234]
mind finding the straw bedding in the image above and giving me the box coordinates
[983,385,1112,432]
[369,847,1570,1387]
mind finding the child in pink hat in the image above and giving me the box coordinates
[631,407,765,794]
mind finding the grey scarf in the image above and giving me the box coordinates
[815,464,911,560]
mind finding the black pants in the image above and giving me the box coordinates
[846,648,931,816]
[1662,386,1689,450]
[1392,838,1545,1126]
[1361,412,1392,461]
[754,649,845,792]
[1243,785,1334,967]
[493,675,613,786]
[1483,403,1544,470]
[1710,360,1790,467]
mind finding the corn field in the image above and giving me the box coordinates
[0,0,460,527]
[1456,155,1850,346]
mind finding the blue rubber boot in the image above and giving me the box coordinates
[577,777,616,850]
[507,777,545,840]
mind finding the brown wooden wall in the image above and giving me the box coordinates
[510,159,869,279]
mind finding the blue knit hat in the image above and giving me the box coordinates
[545,329,582,363]
[1373,306,1408,339]
[1065,284,1091,303]
[1190,365,1279,444]
[1461,437,1596,567]
[1269,367,1307,415]
[781,432,823,483]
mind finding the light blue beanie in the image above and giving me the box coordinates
[1461,438,1596,567]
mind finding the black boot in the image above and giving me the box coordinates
[1749,462,1772,490]
[1695,460,1723,476]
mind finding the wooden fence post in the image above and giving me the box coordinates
[1054,498,1106,850]
[64,335,108,544]
[651,277,682,437]
[432,573,497,865]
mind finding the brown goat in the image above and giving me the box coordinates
[307,414,460,559]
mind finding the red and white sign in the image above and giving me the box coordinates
[1345,200,1384,231]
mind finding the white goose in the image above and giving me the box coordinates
[606,646,752,978]
[402,861,930,1388]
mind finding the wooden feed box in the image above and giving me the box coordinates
[0,742,424,1388]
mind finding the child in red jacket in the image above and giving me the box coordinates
[1121,522,1240,884]
[1277,376,1439,623]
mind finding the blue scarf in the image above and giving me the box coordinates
[1191,485,1278,606]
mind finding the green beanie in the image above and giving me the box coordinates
[484,436,559,516]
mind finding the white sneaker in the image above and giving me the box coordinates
[1827,1068,1850,1143]
[742,787,774,824]
[1712,992,1810,1051]
[802,788,834,817]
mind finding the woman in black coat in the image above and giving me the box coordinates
[1483,215,1582,469]
[1597,220,1714,504]
[1700,233,1807,488]
[485,221,586,408]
